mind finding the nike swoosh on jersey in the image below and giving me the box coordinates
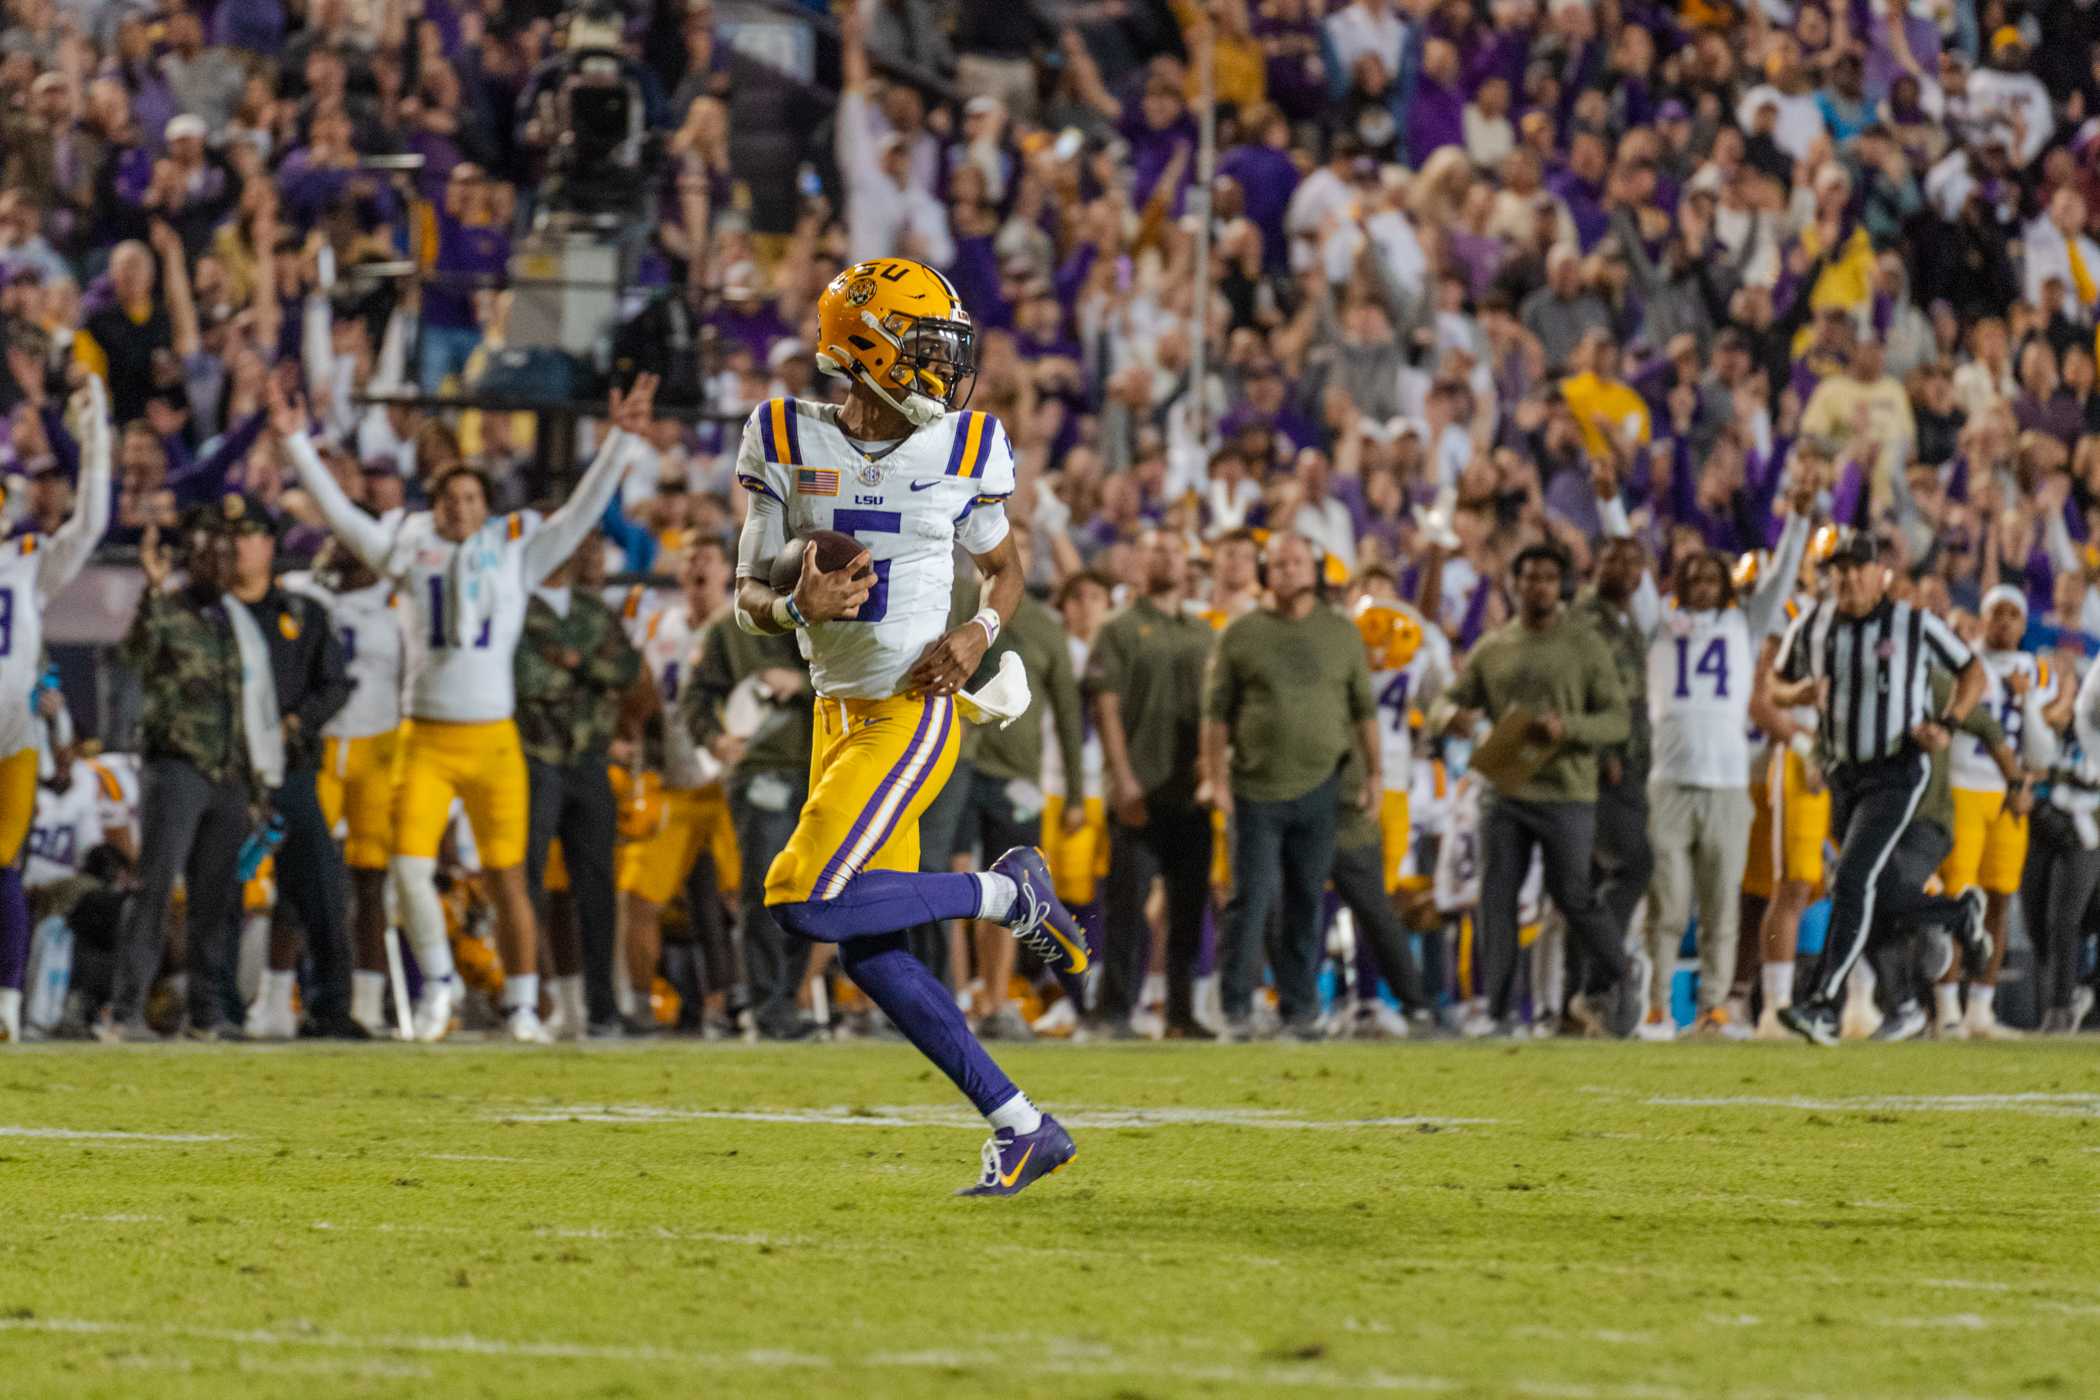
[910,480,940,492]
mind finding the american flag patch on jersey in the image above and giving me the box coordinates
[796,468,840,496]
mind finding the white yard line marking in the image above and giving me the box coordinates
[0,1317,1877,1398]
[0,1125,235,1143]
[491,1102,1492,1131]
[1643,1092,2100,1118]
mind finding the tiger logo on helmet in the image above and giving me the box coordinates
[815,258,977,426]
[1351,596,1424,670]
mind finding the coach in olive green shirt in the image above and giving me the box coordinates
[1085,528,1217,1035]
[1445,541,1640,1036]
[1201,532,1378,1038]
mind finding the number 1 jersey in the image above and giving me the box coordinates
[735,398,1016,701]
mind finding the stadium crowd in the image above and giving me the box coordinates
[8,0,2100,1046]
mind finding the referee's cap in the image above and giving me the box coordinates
[1980,584,2027,621]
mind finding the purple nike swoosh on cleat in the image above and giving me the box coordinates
[957,1116,1078,1197]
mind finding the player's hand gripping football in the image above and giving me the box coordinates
[792,542,873,622]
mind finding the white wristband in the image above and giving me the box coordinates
[971,607,1001,646]
[772,594,808,630]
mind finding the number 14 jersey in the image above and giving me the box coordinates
[1646,606,1756,788]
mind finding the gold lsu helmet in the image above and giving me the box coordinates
[1350,596,1424,670]
[815,258,977,426]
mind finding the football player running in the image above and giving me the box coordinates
[732,258,1087,1197]
[274,372,655,1043]
[0,375,110,1042]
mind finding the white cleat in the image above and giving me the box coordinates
[412,977,460,1043]
[1965,1009,2022,1041]
[1030,997,1079,1037]
[506,1005,555,1044]
[1752,1005,1794,1041]
[1635,1014,1676,1042]
[242,1000,297,1042]
[0,987,20,1044]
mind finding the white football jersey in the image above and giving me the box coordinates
[282,574,405,740]
[1952,649,2058,793]
[26,760,103,889]
[637,599,718,790]
[1433,775,1542,918]
[735,399,1015,700]
[1041,634,1105,801]
[0,516,110,758]
[1647,604,1757,787]
[1367,605,1452,794]
[285,429,637,724]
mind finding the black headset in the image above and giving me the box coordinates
[1254,529,1333,595]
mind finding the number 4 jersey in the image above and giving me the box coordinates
[735,398,1015,700]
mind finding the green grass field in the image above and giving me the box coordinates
[7,1039,2100,1399]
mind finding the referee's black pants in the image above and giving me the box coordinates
[1863,817,1956,1012]
[1812,749,1932,1007]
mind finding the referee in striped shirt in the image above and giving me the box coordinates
[1765,531,1985,1045]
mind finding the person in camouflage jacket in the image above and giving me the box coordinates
[518,537,640,1037]
[102,511,255,1040]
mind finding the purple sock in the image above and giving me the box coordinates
[0,866,27,991]
[1353,932,1382,1003]
[772,871,983,943]
[840,933,1018,1115]
[1195,902,1219,977]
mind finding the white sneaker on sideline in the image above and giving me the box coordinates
[412,977,460,1043]
[1031,997,1078,1037]
[506,1005,554,1044]
[1753,1005,1793,1041]
[243,999,297,1042]
[1965,1006,2022,1040]
[1635,1014,1675,1042]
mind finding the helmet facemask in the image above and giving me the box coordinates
[858,310,977,426]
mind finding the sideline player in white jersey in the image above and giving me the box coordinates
[283,546,409,1034]
[275,373,654,1041]
[1600,467,1813,1036]
[1936,586,2065,1037]
[732,257,1088,1197]
[0,375,109,1040]
[26,748,109,892]
[617,537,740,1015]
[1351,566,1453,895]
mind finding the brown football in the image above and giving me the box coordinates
[768,529,872,591]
